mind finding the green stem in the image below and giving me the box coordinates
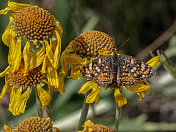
[35,87,43,117]
[114,105,122,132]
[114,87,122,132]
[76,92,90,131]
[34,87,53,119]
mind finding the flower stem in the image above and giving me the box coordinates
[76,92,90,131]
[35,87,43,117]
[34,87,52,119]
[114,105,122,132]
[114,87,122,132]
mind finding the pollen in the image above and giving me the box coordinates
[72,30,117,57]
[12,117,53,132]
[89,124,113,132]
[8,61,46,87]
[13,6,54,40]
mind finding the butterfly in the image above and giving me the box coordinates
[80,52,155,87]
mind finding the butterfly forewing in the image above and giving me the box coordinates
[81,55,113,86]
[118,54,155,81]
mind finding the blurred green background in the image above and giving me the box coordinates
[0,0,176,131]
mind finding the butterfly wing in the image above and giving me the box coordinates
[118,54,155,82]
[116,61,138,86]
[80,55,113,86]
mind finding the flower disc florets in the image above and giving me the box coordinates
[9,117,53,132]
[89,124,114,132]
[72,30,117,57]
[13,6,54,40]
[8,61,46,87]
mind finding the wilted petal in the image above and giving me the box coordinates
[0,83,9,101]
[9,87,30,116]
[36,84,51,109]
[86,87,101,103]
[23,40,30,73]
[0,66,9,77]
[137,90,147,101]
[53,31,61,68]
[114,88,127,108]
[30,45,45,69]
[2,24,11,46]
[51,15,63,37]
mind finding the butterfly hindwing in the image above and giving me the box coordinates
[117,60,138,86]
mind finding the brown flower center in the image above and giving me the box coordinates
[13,117,52,132]
[89,124,113,132]
[8,62,46,87]
[72,30,117,57]
[13,6,54,40]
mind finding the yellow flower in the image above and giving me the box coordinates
[0,1,63,74]
[79,56,160,108]
[4,117,61,132]
[77,120,113,132]
[60,30,116,80]
[0,59,64,116]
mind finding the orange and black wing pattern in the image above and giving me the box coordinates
[80,55,113,86]
[117,54,155,86]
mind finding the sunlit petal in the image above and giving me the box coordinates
[0,66,9,77]
[79,81,98,94]
[114,88,127,108]
[137,90,147,101]
[36,84,51,109]
[146,56,160,67]
[9,87,30,116]
[123,80,151,93]
[86,87,101,103]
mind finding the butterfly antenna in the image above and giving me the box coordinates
[117,38,131,50]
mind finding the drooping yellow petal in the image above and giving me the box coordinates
[0,1,31,15]
[0,83,9,101]
[3,124,12,132]
[12,37,22,72]
[79,81,98,94]
[114,88,127,108]
[46,63,65,93]
[67,64,82,80]
[45,40,56,69]
[2,24,12,47]
[9,87,30,116]
[51,15,63,37]
[86,87,101,103]
[60,45,76,77]
[123,80,152,93]
[8,37,22,73]
[0,66,9,77]
[36,84,51,109]
[146,56,160,67]
[53,31,61,68]
[41,57,47,74]
[23,40,30,73]
[137,90,147,101]
[30,44,46,69]
[58,76,65,94]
